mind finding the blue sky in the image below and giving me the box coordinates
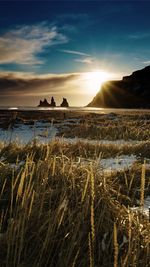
[0,1,150,106]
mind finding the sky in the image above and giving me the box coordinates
[0,0,150,106]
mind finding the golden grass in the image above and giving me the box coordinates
[0,111,150,266]
[113,222,118,267]
[1,139,150,164]
[58,116,150,141]
[0,141,149,267]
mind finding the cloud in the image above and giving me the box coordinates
[0,23,68,65]
[60,49,94,65]
[0,71,81,97]
[74,57,94,64]
[0,70,118,106]
[142,60,150,65]
[59,49,90,57]
[128,32,150,40]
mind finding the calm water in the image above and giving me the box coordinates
[0,106,150,114]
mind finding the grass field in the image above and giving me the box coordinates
[0,110,150,267]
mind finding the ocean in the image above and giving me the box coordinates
[0,106,150,114]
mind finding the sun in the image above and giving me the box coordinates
[83,70,112,95]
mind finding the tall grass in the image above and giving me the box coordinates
[0,141,149,267]
[58,118,150,141]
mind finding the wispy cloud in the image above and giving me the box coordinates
[60,49,94,65]
[0,23,68,65]
[142,60,150,65]
[59,49,90,57]
[74,57,94,64]
[128,32,150,40]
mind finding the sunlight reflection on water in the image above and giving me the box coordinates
[1,106,150,114]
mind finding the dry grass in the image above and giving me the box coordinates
[0,139,150,163]
[57,113,150,141]
[0,141,150,267]
[1,110,150,141]
[58,121,150,141]
[0,111,150,266]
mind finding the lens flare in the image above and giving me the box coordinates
[83,70,113,95]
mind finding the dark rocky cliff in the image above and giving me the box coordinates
[87,66,150,108]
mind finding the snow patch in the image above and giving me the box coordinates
[100,155,137,172]
[144,196,150,216]
[131,196,150,218]
[61,137,142,146]
[0,122,58,144]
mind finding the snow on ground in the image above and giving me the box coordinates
[0,121,144,145]
[131,196,150,218]
[0,121,149,219]
[0,121,146,173]
[144,196,150,216]
[99,155,137,172]
[61,137,141,146]
[144,196,150,215]
[73,155,137,172]
[0,122,57,144]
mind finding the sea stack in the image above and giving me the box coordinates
[38,98,50,107]
[50,97,56,107]
[38,97,56,107]
[60,98,69,107]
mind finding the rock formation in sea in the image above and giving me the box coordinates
[50,97,56,107]
[87,66,150,108]
[60,98,69,107]
[38,97,56,107]
[38,98,50,107]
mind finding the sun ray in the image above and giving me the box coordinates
[83,70,113,95]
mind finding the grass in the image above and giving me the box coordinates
[1,140,150,163]
[0,141,150,267]
[58,122,150,141]
[0,110,150,266]
[58,113,150,141]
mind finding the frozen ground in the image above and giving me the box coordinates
[0,122,57,144]
[99,155,137,172]
[131,196,150,217]
[0,121,146,173]
[0,119,149,173]
[73,154,137,173]
[0,119,149,220]
[144,196,150,216]
[61,137,142,146]
[0,121,144,145]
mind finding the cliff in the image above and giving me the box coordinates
[87,66,150,108]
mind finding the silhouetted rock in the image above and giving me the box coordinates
[87,66,150,108]
[50,97,56,107]
[38,97,57,107]
[60,98,69,107]
[39,100,43,106]
[38,98,50,107]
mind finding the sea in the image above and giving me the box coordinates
[0,106,150,114]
